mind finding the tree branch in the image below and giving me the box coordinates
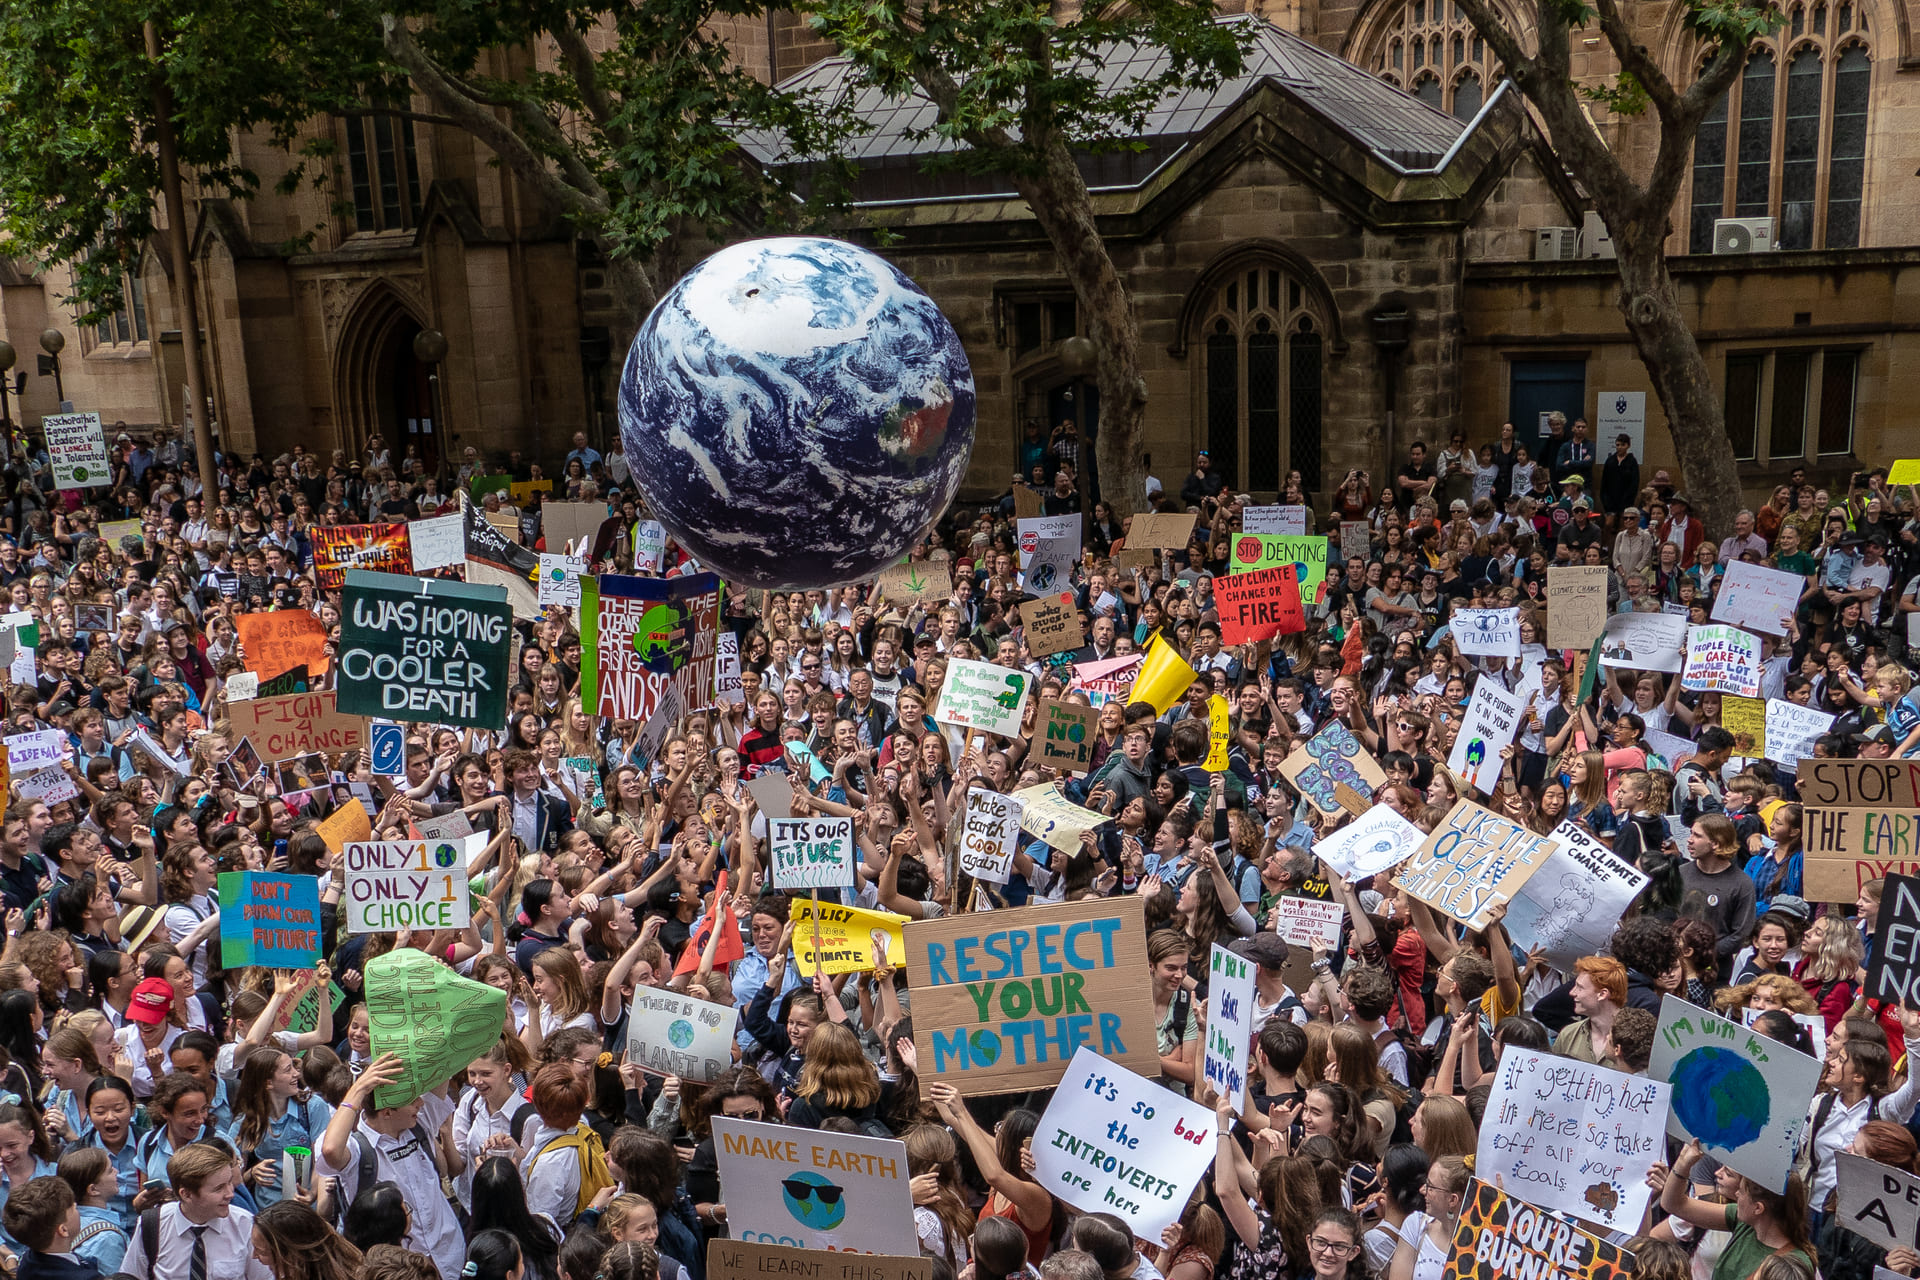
[1592,0,1683,120]
[550,21,626,151]
[1680,39,1745,118]
[338,108,462,128]
[380,15,609,222]
[1451,0,1534,88]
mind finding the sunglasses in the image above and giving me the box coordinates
[782,1179,843,1205]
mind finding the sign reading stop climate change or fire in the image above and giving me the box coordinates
[337,570,513,729]
[904,896,1157,1094]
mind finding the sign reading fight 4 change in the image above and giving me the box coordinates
[710,1116,917,1255]
[337,570,512,729]
[905,895,1156,1095]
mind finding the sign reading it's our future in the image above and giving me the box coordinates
[337,570,513,729]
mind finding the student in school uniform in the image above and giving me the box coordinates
[115,1143,271,1280]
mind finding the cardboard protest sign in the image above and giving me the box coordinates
[509,479,551,506]
[1395,798,1556,930]
[1229,534,1326,605]
[1712,560,1805,636]
[337,571,512,729]
[584,572,721,723]
[1476,1049,1668,1231]
[1723,694,1767,757]
[876,559,951,607]
[315,800,371,856]
[1448,679,1523,795]
[15,768,75,806]
[905,896,1156,1094]
[626,989,738,1082]
[1649,996,1821,1191]
[1271,896,1345,949]
[769,817,854,891]
[1240,505,1288,535]
[1765,699,1834,767]
[1019,593,1085,657]
[4,730,64,774]
[45,412,108,490]
[541,502,607,556]
[1203,695,1231,772]
[791,898,909,975]
[365,947,506,1107]
[312,523,412,589]
[1599,611,1688,673]
[1805,809,1920,900]
[1279,721,1386,817]
[708,1243,928,1280]
[1546,566,1611,649]
[714,632,743,706]
[416,811,474,843]
[217,872,322,969]
[1010,781,1110,855]
[1213,565,1305,645]
[1835,1152,1920,1252]
[1012,484,1044,519]
[1502,823,1649,967]
[711,1117,917,1254]
[225,692,365,762]
[1031,1047,1217,1237]
[1313,804,1426,879]
[1032,699,1097,775]
[257,666,309,697]
[537,554,587,607]
[933,658,1031,737]
[959,788,1022,884]
[237,611,331,679]
[1204,946,1256,1111]
[1339,522,1370,560]
[1127,512,1197,551]
[403,512,464,571]
[1682,623,1761,697]
[1453,608,1523,659]
[1801,760,1920,809]
[1866,873,1920,1005]
[1017,515,1081,594]
[343,840,473,934]
[1445,1180,1634,1280]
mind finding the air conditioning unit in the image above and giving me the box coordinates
[1581,210,1616,259]
[1534,227,1579,261]
[1713,217,1777,254]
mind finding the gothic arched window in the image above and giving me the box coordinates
[1367,0,1503,115]
[1198,267,1325,493]
[1686,12,1873,251]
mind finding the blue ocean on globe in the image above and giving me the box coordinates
[1669,1046,1768,1148]
[619,237,976,588]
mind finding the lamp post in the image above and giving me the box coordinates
[36,329,64,408]
[413,328,449,486]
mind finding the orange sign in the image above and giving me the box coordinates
[312,523,412,590]
[316,801,372,855]
[236,610,331,678]
[225,692,366,762]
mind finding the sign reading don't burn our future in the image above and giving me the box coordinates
[337,570,513,729]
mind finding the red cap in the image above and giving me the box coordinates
[127,978,176,1026]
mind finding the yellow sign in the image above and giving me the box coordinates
[791,899,910,975]
[1888,460,1920,486]
[1129,635,1197,716]
[1724,694,1767,758]
[1204,695,1231,771]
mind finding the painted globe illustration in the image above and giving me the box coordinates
[631,603,689,673]
[619,237,976,589]
[781,1170,847,1230]
[668,1019,696,1049]
[1669,1047,1768,1147]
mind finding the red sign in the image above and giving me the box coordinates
[1214,565,1306,645]
[312,524,412,590]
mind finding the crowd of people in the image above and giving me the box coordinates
[0,410,1908,1280]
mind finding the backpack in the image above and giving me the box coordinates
[529,1122,616,1219]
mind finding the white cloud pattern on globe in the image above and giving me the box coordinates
[619,236,976,588]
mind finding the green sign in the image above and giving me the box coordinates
[1229,535,1329,606]
[364,947,507,1107]
[336,570,513,729]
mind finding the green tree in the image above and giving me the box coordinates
[806,0,1246,512]
[1450,0,1778,532]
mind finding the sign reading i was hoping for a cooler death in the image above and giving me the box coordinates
[904,895,1157,1095]
[337,570,512,729]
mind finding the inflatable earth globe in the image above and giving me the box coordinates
[618,237,976,588]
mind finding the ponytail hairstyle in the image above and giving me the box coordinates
[1306,1081,1365,1162]
[464,1230,524,1280]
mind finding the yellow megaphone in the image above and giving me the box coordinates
[1129,634,1199,716]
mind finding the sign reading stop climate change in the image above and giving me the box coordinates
[344,840,473,934]
[905,896,1156,1094]
[337,570,513,729]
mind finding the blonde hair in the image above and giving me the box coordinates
[531,948,591,1022]
[793,1022,881,1111]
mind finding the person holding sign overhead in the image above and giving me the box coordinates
[1649,1140,1815,1280]
[927,1083,1053,1267]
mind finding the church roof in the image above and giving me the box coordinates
[739,14,1473,203]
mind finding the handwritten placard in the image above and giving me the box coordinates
[1034,699,1097,775]
[1394,798,1556,929]
[1648,995,1820,1192]
[1203,946,1255,1111]
[958,788,1021,885]
[769,816,854,891]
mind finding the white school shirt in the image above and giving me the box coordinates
[314,1091,461,1280]
[115,1203,271,1280]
